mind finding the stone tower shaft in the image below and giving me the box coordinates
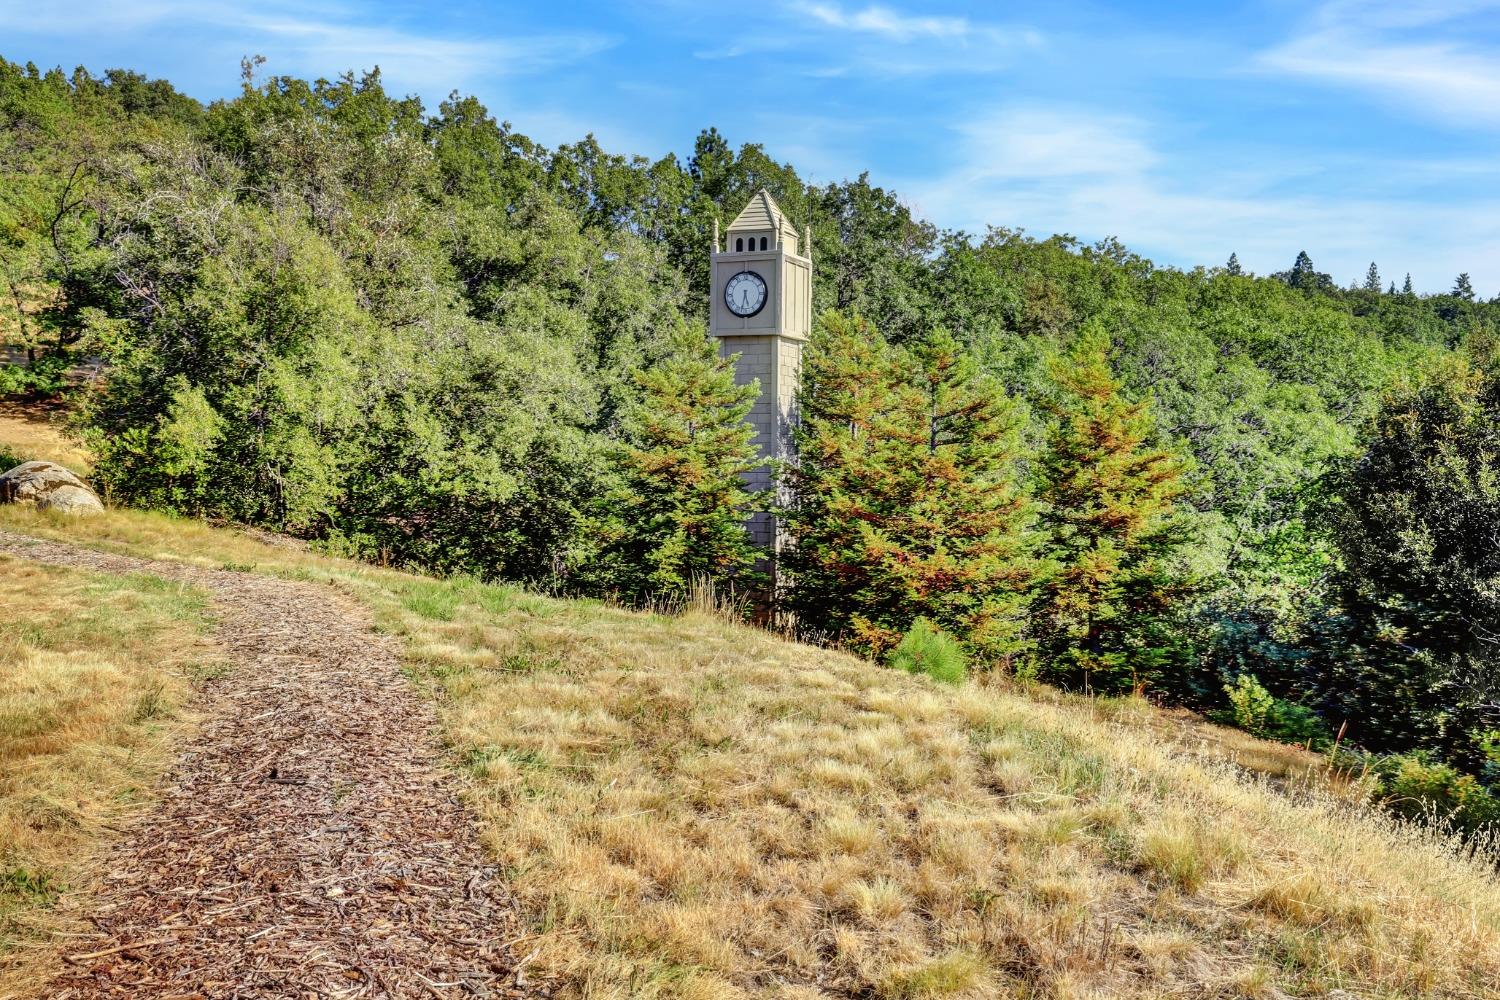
[709,190,811,553]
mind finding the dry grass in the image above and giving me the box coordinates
[0,554,219,978]
[4,505,1500,998]
[0,404,91,475]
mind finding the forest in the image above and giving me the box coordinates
[3,57,1499,833]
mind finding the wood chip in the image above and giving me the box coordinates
[0,531,551,998]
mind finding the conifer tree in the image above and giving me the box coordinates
[781,313,896,630]
[1364,261,1381,292]
[592,327,765,600]
[1403,273,1415,295]
[1275,250,1334,292]
[1454,273,1476,301]
[1388,281,1397,295]
[1292,250,1315,279]
[784,314,1037,664]
[1032,324,1197,694]
[1225,252,1242,276]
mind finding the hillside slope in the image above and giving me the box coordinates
[1,504,1498,999]
[0,554,214,976]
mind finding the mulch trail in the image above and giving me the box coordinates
[0,531,545,999]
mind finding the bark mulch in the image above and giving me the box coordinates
[0,531,547,999]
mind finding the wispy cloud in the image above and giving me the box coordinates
[1258,0,1500,126]
[942,107,1158,181]
[905,104,1500,294]
[797,3,971,42]
[0,0,613,94]
[783,0,1042,75]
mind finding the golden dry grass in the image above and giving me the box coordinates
[0,405,91,474]
[3,505,1500,998]
[0,554,219,981]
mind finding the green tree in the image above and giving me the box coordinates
[785,315,1036,663]
[1403,273,1415,295]
[1364,261,1381,292]
[811,173,937,342]
[585,326,765,601]
[1225,252,1242,276]
[1276,250,1334,293]
[1032,326,1198,693]
[1323,357,1500,769]
[1454,273,1476,301]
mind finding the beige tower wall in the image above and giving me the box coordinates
[716,334,802,550]
[711,190,812,565]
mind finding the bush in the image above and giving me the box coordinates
[888,618,967,685]
[1225,674,1275,734]
[1222,673,1330,747]
[1267,700,1329,746]
[1356,750,1500,838]
[0,353,72,398]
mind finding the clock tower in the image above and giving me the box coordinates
[710,189,812,556]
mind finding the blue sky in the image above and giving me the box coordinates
[4,0,1499,295]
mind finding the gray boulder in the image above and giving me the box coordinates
[0,460,104,515]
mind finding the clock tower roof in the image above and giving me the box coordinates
[727,188,794,239]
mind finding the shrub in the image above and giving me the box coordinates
[1225,674,1275,734]
[888,618,966,684]
[1377,752,1500,835]
[1331,747,1500,839]
[0,354,71,398]
[1223,673,1330,747]
[1266,700,1328,746]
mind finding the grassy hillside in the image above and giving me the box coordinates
[0,552,217,983]
[3,503,1499,999]
[0,403,90,473]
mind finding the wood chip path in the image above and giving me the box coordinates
[0,531,544,999]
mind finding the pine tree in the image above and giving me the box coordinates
[596,327,765,600]
[1225,252,1242,276]
[1388,281,1396,295]
[1454,273,1476,301]
[784,315,1037,664]
[1403,273,1414,295]
[1364,261,1381,292]
[1032,324,1197,694]
[781,313,898,632]
[1275,250,1333,293]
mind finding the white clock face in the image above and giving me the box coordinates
[725,270,768,317]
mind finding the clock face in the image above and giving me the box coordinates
[725,270,768,317]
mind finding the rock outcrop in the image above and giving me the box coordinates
[0,460,104,515]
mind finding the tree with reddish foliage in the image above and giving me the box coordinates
[784,314,1037,664]
[587,326,766,601]
[1032,324,1198,693]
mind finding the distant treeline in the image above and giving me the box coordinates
[3,58,1498,831]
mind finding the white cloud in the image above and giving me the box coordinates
[784,0,1042,74]
[0,0,613,95]
[904,105,1500,296]
[1258,1,1500,126]
[946,108,1158,181]
[797,3,970,42]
